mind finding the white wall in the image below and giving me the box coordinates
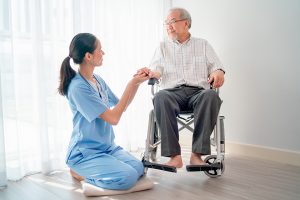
[172,0,300,152]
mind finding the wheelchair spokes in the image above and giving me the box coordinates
[145,110,161,162]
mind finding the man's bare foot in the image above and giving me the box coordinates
[190,153,207,165]
[70,169,84,181]
[164,155,183,168]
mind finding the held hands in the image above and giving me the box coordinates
[208,69,225,88]
[134,67,161,79]
[132,67,151,85]
[135,67,161,79]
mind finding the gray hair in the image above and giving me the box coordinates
[168,7,192,29]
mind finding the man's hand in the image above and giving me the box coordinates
[208,69,225,88]
[133,67,150,85]
[148,70,161,80]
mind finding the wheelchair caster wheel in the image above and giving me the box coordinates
[150,148,157,162]
[204,155,225,178]
[144,167,149,174]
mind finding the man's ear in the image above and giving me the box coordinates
[184,21,189,29]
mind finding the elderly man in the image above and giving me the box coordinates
[147,7,225,168]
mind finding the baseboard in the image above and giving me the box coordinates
[226,142,300,166]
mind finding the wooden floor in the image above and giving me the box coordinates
[1,151,300,200]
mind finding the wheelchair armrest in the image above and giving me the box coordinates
[148,78,159,96]
[148,78,219,95]
[148,78,159,85]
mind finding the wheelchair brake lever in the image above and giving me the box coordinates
[148,78,159,85]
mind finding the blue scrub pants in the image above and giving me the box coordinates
[70,146,144,190]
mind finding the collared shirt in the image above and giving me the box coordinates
[65,73,119,166]
[149,36,224,89]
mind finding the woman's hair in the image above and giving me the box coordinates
[58,33,97,96]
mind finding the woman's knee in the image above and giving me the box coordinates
[134,160,145,177]
[120,161,144,189]
[113,167,140,190]
[124,168,140,189]
[90,167,139,190]
[70,169,84,181]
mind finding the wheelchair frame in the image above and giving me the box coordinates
[142,78,225,177]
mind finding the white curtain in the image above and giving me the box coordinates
[0,0,171,185]
[0,72,6,188]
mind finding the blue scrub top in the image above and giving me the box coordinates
[65,73,119,166]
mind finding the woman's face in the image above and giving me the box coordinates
[92,39,105,66]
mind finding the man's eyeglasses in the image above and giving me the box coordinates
[164,18,187,26]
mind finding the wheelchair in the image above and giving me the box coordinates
[142,78,225,178]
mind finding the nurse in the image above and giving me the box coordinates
[58,33,150,190]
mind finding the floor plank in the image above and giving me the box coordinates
[1,153,300,200]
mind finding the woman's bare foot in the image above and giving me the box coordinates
[164,155,183,168]
[70,169,84,181]
[190,153,207,165]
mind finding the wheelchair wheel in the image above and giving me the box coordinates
[204,155,225,178]
[146,110,159,162]
[149,122,159,161]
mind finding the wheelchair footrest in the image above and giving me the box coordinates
[186,163,221,172]
[143,160,177,173]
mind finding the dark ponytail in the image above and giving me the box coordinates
[58,56,76,95]
[58,33,97,96]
